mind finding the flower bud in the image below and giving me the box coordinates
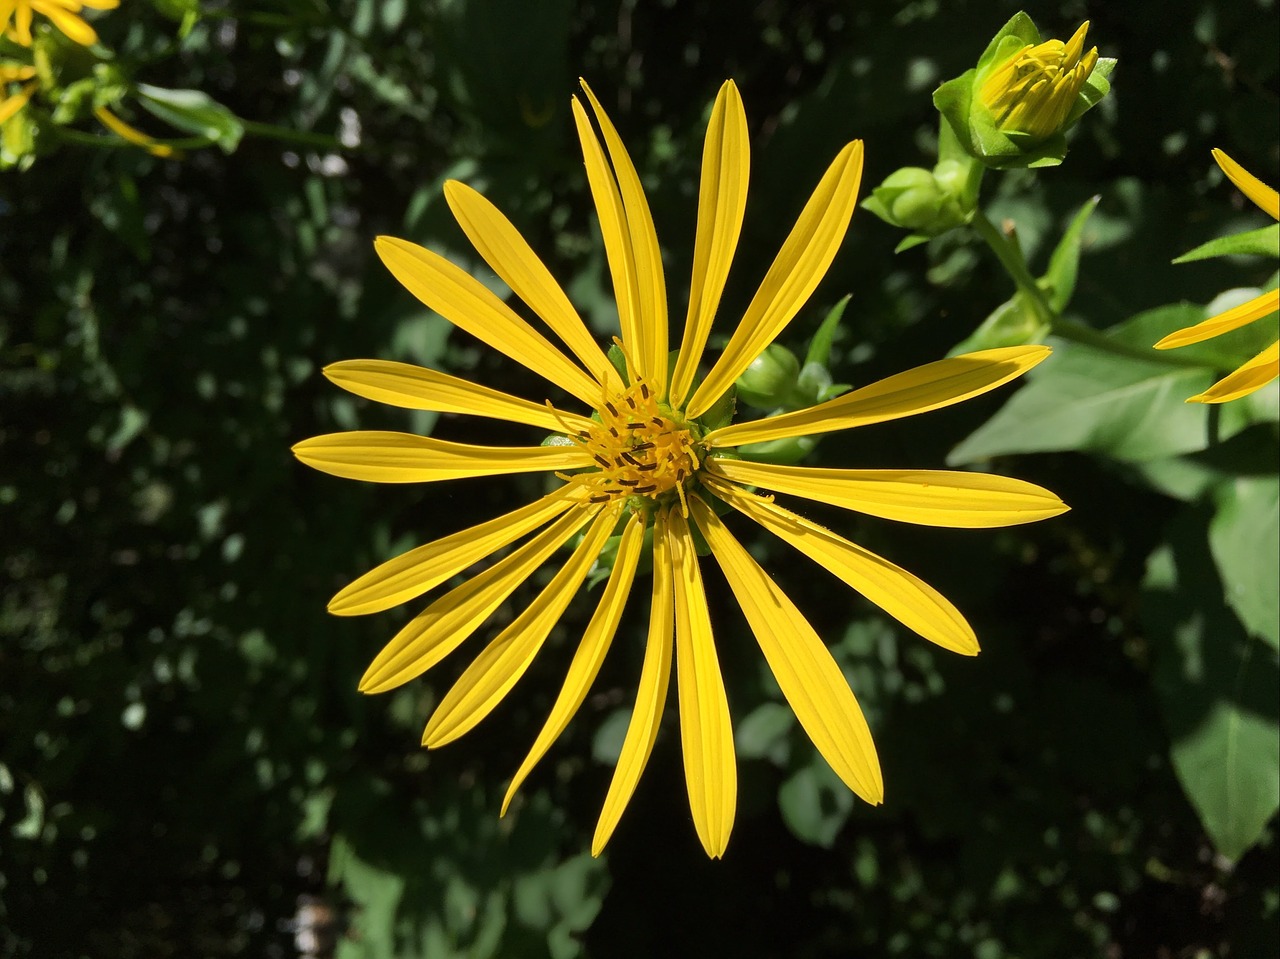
[735,343,802,411]
[934,13,1114,170]
[863,161,974,240]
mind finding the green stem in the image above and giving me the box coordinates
[972,209,1212,370]
[239,120,341,149]
[972,210,1055,325]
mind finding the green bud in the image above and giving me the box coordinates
[863,163,974,240]
[735,343,801,411]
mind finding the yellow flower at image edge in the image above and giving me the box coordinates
[0,0,119,47]
[1156,149,1280,403]
[293,80,1068,858]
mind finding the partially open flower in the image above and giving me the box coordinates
[934,12,1114,169]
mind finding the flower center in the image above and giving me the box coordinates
[572,377,701,511]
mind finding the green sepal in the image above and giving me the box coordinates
[539,433,577,448]
[605,342,630,383]
[735,435,820,466]
[700,384,737,432]
[1174,223,1280,264]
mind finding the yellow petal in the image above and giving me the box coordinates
[323,359,594,434]
[11,2,31,45]
[668,508,736,858]
[1213,149,1280,221]
[1154,289,1279,350]
[706,459,1069,528]
[94,107,174,157]
[669,80,750,409]
[329,485,583,617]
[689,496,882,803]
[571,97,643,380]
[422,504,622,747]
[31,0,96,45]
[705,345,1051,448]
[374,236,602,405]
[593,509,674,856]
[80,0,120,9]
[503,512,645,814]
[686,141,864,420]
[580,81,668,394]
[443,180,621,390]
[0,63,35,82]
[0,80,36,125]
[291,431,592,483]
[358,505,599,694]
[1190,339,1280,404]
[706,478,978,655]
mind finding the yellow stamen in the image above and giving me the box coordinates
[564,374,701,511]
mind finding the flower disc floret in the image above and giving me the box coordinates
[568,376,703,513]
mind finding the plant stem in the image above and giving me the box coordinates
[972,209,1212,369]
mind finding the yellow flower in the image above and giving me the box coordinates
[978,20,1099,139]
[1155,150,1279,403]
[0,0,119,47]
[293,80,1067,858]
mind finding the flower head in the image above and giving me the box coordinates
[977,21,1098,139]
[1,0,119,47]
[1155,150,1279,403]
[294,80,1067,857]
[934,13,1114,169]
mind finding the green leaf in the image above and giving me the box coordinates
[1174,223,1280,264]
[949,305,1268,465]
[136,84,244,153]
[947,291,1047,356]
[777,760,854,848]
[330,833,405,959]
[804,294,850,368]
[1043,196,1100,312]
[1210,475,1280,650]
[734,701,794,763]
[1142,514,1280,862]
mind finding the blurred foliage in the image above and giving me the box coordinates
[1,0,1277,957]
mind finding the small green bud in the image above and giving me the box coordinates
[735,343,801,410]
[863,163,974,239]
